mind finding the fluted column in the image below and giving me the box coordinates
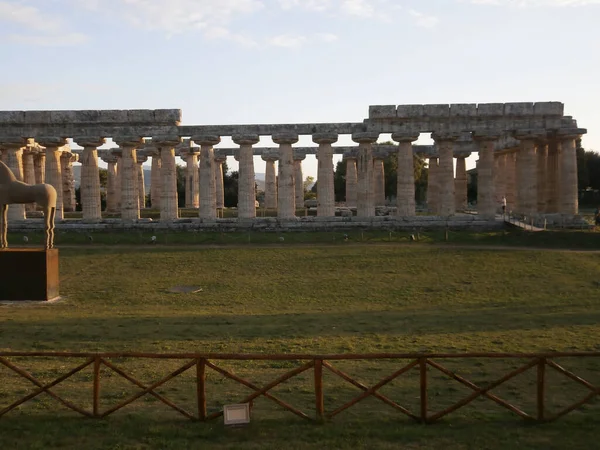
[34,151,45,184]
[392,133,419,216]
[39,138,68,221]
[262,155,278,210]
[536,139,548,214]
[454,155,468,212]
[155,136,182,221]
[558,131,583,215]
[114,137,143,221]
[194,135,220,220]
[427,157,438,214]
[273,133,298,219]
[293,151,306,211]
[182,150,200,208]
[234,135,260,219]
[112,149,122,212]
[515,133,540,216]
[2,141,26,221]
[313,133,337,217]
[494,153,505,210]
[214,153,227,210]
[432,133,459,216]
[60,152,76,212]
[149,150,161,208]
[22,147,36,212]
[546,139,559,213]
[102,154,119,213]
[474,133,499,219]
[505,151,517,212]
[136,155,148,209]
[74,137,105,222]
[353,132,379,218]
[344,153,358,207]
[373,155,386,207]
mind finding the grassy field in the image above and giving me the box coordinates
[1,240,600,448]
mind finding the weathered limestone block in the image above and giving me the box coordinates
[233,134,260,219]
[273,133,298,219]
[313,133,337,217]
[392,133,419,216]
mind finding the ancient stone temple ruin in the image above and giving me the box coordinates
[0,103,586,230]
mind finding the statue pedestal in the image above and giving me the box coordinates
[0,249,59,301]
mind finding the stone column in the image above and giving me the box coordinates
[194,135,220,220]
[392,133,419,216]
[558,131,583,215]
[34,151,45,184]
[182,150,200,208]
[373,155,386,207]
[75,137,105,222]
[514,133,540,216]
[262,155,278,210]
[427,157,439,214]
[114,137,143,221]
[454,155,469,212]
[60,152,76,212]
[353,132,379,218]
[112,149,122,212]
[344,153,358,207]
[149,150,161,208]
[102,154,119,213]
[39,138,68,221]
[536,138,548,214]
[234,135,260,219]
[2,141,26,221]
[136,155,148,209]
[505,151,517,212]
[273,133,299,219]
[293,151,306,210]
[493,152,506,210]
[21,147,36,212]
[432,133,459,216]
[546,139,559,213]
[474,133,499,219]
[313,133,337,217]
[214,153,227,210]
[154,136,182,221]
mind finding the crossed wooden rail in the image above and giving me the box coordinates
[0,351,599,423]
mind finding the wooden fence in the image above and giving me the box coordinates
[0,351,599,423]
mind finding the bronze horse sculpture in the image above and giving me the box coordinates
[0,160,57,249]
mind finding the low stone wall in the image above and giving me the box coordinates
[8,215,503,233]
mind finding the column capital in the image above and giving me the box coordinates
[273,133,299,145]
[214,153,227,163]
[111,148,123,158]
[0,137,27,149]
[37,137,69,148]
[179,148,200,158]
[431,132,461,142]
[351,132,379,144]
[101,154,118,164]
[512,129,548,141]
[192,135,220,146]
[373,149,388,160]
[292,149,306,161]
[232,134,260,146]
[556,128,587,140]
[152,135,182,147]
[73,137,106,148]
[137,155,149,164]
[312,133,338,144]
[454,151,471,159]
[391,133,419,143]
[261,153,279,162]
[343,150,358,160]
[472,132,501,142]
[114,136,144,148]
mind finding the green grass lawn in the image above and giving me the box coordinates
[1,242,600,449]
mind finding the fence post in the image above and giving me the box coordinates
[197,358,207,421]
[419,357,428,423]
[314,359,324,421]
[537,357,546,421]
[93,356,101,417]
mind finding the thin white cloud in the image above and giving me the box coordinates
[268,34,309,48]
[409,9,440,28]
[0,1,88,46]
[468,0,600,6]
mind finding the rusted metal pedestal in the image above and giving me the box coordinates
[0,248,59,301]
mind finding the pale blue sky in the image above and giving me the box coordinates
[0,0,598,177]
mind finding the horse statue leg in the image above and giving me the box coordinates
[47,206,56,249]
[0,204,7,248]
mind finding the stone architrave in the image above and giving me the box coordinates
[344,153,358,207]
[136,155,148,209]
[262,154,278,210]
[293,151,306,210]
[114,137,143,221]
[22,147,36,212]
[352,132,379,218]
[34,151,45,184]
[60,152,77,212]
[427,157,438,214]
[181,149,200,208]
[2,141,26,220]
[155,136,182,221]
[454,155,469,212]
[313,133,337,217]
[373,155,386,207]
[194,135,220,220]
[432,133,459,216]
[514,132,542,216]
[102,154,119,213]
[273,133,298,219]
[39,138,68,221]
[74,137,105,222]
[505,151,517,212]
[233,135,260,219]
[392,133,419,216]
[149,150,161,208]
[558,131,584,215]
[536,138,548,214]
[214,153,227,210]
[474,133,500,219]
